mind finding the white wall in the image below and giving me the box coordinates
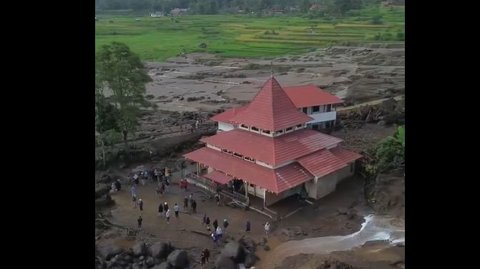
[306,111,337,124]
[306,164,355,200]
[218,122,234,132]
[247,184,266,198]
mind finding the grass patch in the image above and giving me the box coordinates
[96,6,404,61]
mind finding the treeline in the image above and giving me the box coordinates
[96,0,400,15]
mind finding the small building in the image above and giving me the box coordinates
[184,77,361,207]
[150,12,164,17]
[170,8,188,16]
[212,83,343,132]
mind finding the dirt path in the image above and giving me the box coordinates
[337,95,404,112]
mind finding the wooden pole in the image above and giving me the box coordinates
[244,181,248,198]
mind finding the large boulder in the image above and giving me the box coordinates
[95,184,111,198]
[239,238,256,252]
[220,241,246,263]
[98,174,113,184]
[166,250,189,268]
[133,242,148,257]
[98,245,123,260]
[152,262,172,269]
[145,257,155,267]
[244,252,257,268]
[95,194,114,207]
[214,256,236,269]
[149,242,174,259]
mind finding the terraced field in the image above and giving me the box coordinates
[96,5,404,61]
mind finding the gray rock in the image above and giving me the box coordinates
[146,257,155,267]
[244,252,257,268]
[166,250,189,268]
[149,242,173,259]
[99,245,123,260]
[153,258,161,265]
[132,263,141,269]
[95,184,111,199]
[123,254,133,262]
[152,262,172,269]
[214,256,236,269]
[220,241,246,263]
[239,238,256,252]
[133,242,147,257]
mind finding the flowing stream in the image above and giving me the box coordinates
[261,214,405,268]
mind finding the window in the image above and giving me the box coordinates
[262,130,271,134]
[286,127,293,132]
[244,156,255,162]
[302,107,308,114]
[251,126,259,132]
[275,130,284,135]
[240,124,248,129]
[312,106,320,113]
[296,124,303,128]
[326,104,332,112]
[234,153,243,158]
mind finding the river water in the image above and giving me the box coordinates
[260,214,405,268]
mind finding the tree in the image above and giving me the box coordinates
[96,42,152,149]
[95,89,121,167]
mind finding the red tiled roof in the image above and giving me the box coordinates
[184,147,312,193]
[229,77,313,131]
[297,147,362,178]
[284,85,343,107]
[210,106,247,123]
[201,128,342,166]
[330,147,363,163]
[204,170,233,185]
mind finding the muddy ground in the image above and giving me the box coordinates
[96,44,405,269]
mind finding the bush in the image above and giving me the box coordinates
[371,15,384,25]
[396,32,405,41]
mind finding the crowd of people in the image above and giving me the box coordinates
[111,166,272,268]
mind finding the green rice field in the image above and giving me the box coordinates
[95,5,404,61]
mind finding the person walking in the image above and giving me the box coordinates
[264,222,270,237]
[138,198,144,211]
[203,248,210,263]
[115,179,121,191]
[137,216,143,229]
[206,217,211,231]
[158,202,164,217]
[132,194,137,208]
[215,226,223,241]
[213,219,218,231]
[245,220,251,232]
[214,193,220,206]
[191,199,197,214]
[223,219,229,230]
[174,203,180,218]
[165,208,171,223]
[200,248,210,266]
[183,196,189,209]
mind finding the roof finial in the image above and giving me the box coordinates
[270,61,274,78]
